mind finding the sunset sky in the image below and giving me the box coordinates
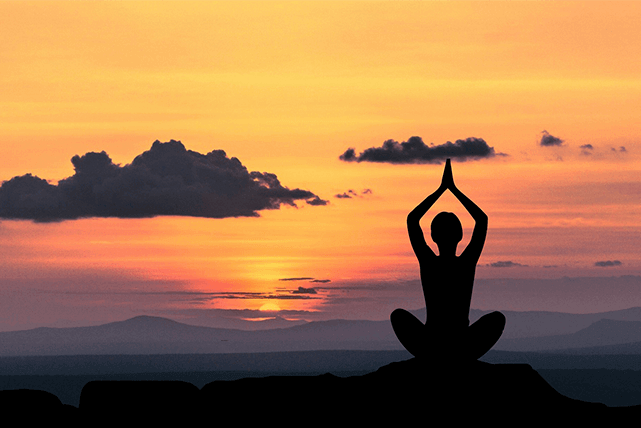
[1,1,640,331]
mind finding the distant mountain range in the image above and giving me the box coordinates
[0,316,400,356]
[4,307,641,356]
[495,318,641,352]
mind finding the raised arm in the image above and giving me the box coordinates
[407,181,446,260]
[445,160,488,261]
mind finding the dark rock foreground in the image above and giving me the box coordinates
[1,359,638,424]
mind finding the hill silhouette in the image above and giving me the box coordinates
[6,309,641,356]
[495,319,641,352]
[0,315,398,356]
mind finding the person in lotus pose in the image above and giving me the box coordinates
[391,159,505,362]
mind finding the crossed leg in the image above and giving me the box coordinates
[390,309,506,361]
[467,311,506,361]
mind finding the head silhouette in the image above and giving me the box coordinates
[431,212,462,252]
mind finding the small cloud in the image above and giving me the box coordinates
[310,279,331,283]
[540,130,564,147]
[580,144,594,155]
[335,189,358,199]
[292,287,317,294]
[594,260,622,267]
[306,196,329,206]
[334,189,371,199]
[340,136,504,164]
[609,147,626,153]
[339,148,357,162]
[486,260,528,268]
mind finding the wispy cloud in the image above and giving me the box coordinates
[334,189,373,199]
[279,277,331,284]
[292,287,317,294]
[486,260,528,268]
[594,260,622,267]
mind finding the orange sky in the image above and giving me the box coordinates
[1,1,640,330]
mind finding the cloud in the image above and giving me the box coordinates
[0,140,328,221]
[486,260,528,268]
[611,146,627,153]
[279,277,331,285]
[202,291,319,301]
[292,287,317,294]
[306,196,329,206]
[335,190,358,199]
[339,136,503,164]
[580,144,594,155]
[540,130,564,147]
[334,189,371,199]
[594,260,622,267]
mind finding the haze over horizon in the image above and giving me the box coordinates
[1,1,640,331]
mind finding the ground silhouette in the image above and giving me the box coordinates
[4,358,637,424]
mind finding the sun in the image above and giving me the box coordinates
[259,302,281,312]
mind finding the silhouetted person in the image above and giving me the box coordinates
[391,159,505,362]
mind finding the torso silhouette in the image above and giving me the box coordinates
[421,254,476,333]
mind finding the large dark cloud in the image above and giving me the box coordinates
[339,136,502,164]
[0,140,327,221]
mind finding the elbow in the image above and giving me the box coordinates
[407,212,419,226]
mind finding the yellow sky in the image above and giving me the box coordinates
[1,1,640,328]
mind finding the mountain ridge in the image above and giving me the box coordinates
[4,307,641,356]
